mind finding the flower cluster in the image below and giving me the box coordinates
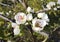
[33,12,49,32]
[46,2,55,9]
[0,0,60,42]
[11,6,49,35]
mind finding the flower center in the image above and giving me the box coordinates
[35,21,42,28]
[18,16,24,20]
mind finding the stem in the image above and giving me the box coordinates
[53,26,60,32]
[36,8,49,13]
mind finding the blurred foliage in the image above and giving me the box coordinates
[0,0,60,42]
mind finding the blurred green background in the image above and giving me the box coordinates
[0,0,60,42]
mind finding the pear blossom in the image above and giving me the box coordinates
[27,7,32,13]
[46,2,55,9]
[37,12,45,18]
[26,14,33,21]
[13,27,20,35]
[14,12,26,24]
[32,18,48,32]
[27,7,34,13]
[42,14,49,22]
[37,12,49,22]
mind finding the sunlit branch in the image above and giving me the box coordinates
[19,0,26,8]
[0,2,11,7]
[39,32,49,42]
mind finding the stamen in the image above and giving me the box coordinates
[35,21,42,28]
[18,16,24,20]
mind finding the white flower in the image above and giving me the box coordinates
[37,12,45,18]
[37,12,49,22]
[26,14,33,21]
[11,22,19,28]
[14,12,26,24]
[32,18,47,32]
[42,14,49,22]
[27,7,32,13]
[57,0,60,4]
[46,2,55,9]
[13,27,20,35]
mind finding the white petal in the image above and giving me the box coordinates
[11,22,19,28]
[27,7,31,13]
[14,28,20,35]
[32,27,44,32]
[37,13,45,18]
[43,14,48,19]
[32,17,37,27]
[37,12,49,22]
[30,9,34,13]
[27,14,33,21]
[46,2,55,9]
[39,20,47,27]
[42,14,49,22]
[15,21,21,25]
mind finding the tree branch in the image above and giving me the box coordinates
[36,8,49,13]
[39,32,49,42]
[0,2,12,8]
[0,15,12,22]
[19,0,26,8]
